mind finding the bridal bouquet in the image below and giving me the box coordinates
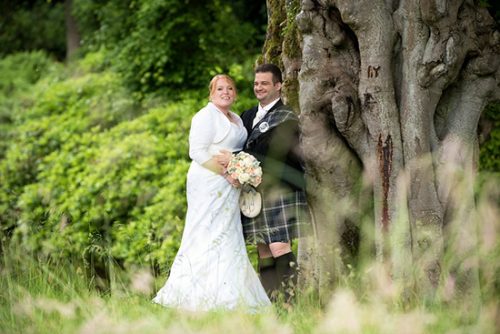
[226,151,262,187]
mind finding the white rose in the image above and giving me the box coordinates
[244,157,254,165]
[239,173,250,183]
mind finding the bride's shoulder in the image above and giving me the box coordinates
[193,104,217,121]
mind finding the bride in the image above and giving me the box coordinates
[152,74,271,312]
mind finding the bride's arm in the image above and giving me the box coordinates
[201,158,224,174]
[188,109,226,175]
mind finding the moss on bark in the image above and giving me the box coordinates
[261,0,301,111]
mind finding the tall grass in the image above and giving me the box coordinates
[1,229,498,334]
[2,177,499,334]
[0,244,295,334]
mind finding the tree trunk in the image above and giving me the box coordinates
[65,0,80,60]
[263,0,500,307]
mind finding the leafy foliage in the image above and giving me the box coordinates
[1,0,267,98]
[14,102,192,267]
[0,52,206,269]
[0,0,66,59]
[0,51,63,159]
[72,0,262,96]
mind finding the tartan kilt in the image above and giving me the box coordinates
[242,189,310,244]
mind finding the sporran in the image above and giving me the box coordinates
[239,184,262,218]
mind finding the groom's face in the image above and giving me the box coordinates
[254,72,282,107]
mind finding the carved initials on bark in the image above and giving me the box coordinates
[368,65,380,78]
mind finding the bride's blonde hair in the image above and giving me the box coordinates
[208,74,238,100]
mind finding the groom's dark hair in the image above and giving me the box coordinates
[255,63,282,84]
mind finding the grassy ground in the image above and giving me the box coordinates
[1,244,497,334]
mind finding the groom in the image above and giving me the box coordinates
[240,63,310,302]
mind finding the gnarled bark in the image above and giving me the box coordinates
[263,0,500,306]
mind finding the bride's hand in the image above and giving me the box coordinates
[223,172,241,188]
[215,150,232,168]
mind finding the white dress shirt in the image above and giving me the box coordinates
[252,98,280,128]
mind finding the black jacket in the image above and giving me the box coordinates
[240,100,306,193]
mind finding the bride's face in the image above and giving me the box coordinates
[210,78,236,111]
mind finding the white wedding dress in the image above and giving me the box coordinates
[153,103,271,312]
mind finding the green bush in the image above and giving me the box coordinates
[0,51,63,159]
[0,54,204,270]
[13,103,194,269]
[0,67,138,228]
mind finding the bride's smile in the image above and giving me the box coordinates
[211,80,235,112]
